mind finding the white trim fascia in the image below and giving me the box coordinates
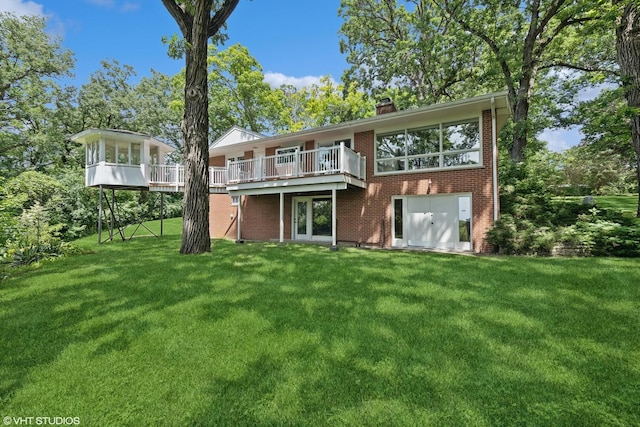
[209,125,266,152]
[226,174,366,194]
[229,181,348,196]
[71,129,175,152]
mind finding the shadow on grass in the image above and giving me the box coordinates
[1,235,639,425]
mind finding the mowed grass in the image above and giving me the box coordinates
[595,194,639,218]
[1,219,639,426]
[559,194,639,220]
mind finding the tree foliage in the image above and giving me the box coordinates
[339,1,617,162]
[339,0,489,107]
[0,12,75,176]
[207,44,281,136]
[439,0,615,162]
[277,77,376,133]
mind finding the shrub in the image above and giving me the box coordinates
[487,202,640,257]
[1,202,71,267]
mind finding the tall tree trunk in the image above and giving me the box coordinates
[510,88,532,163]
[614,0,640,217]
[180,0,211,253]
[162,0,239,253]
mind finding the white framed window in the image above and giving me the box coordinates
[103,139,142,165]
[231,195,240,206]
[227,155,245,163]
[317,137,353,150]
[375,118,481,174]
[276,147,298,165]
[86,141,99,165]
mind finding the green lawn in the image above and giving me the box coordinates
[594,194,639,217]
[559,194,639,219]
[1,219,639,426]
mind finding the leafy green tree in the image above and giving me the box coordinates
[338,0,490,108]
[0,12,75,176]
[276,77,375,132]
[78,59,137,130]
[560,145,635,195]
[161,0,240,254]
[132,69,184,151]
[205,44,281,137]
[438,0,614,162]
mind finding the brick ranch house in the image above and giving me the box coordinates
[208,91,510,252]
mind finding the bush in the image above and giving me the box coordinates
[486,215,557,255]
[0,202,71,267]
[488,204,640,257]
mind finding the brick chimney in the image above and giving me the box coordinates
[376,98,397,115]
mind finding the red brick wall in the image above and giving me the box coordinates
[210,155,225,167]
[241,194,292,241]
[208,109,497,252]
[336,110,495,251]
[209,194,238,239]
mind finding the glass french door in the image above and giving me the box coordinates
[295,199,309,240]
[293,197,332,241]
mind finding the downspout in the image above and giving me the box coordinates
[491,97,499,221]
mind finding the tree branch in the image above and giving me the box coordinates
[534,0,566,39]
[207,0,240,38]
[539,61,620,77]
[439,0,517,99]
[537,16,598,57]
[161,0,191,38]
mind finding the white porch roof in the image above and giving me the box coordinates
[71,128,175,153]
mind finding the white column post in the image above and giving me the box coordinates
[279,192,285,244]
[331,187,338,250]
[98,185,103,244]
[236,195,242,242]
[175,163,180,191]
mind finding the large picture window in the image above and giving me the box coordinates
[375,118,481,174]
[103,139,142,165]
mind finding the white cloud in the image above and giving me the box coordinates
[120,2,140,12]
[84,0,139,12]
[578,82,616,102]
[264,72,335,89]
[85,0,115,7]
[540,126,583,152]
[0,0,44,16]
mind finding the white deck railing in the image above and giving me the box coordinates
[148,145,366,188]
[149,164,185,185]
[226,145,366,184]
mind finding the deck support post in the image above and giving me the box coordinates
[236,194,242,242]
[160,192,164,237]
[279,191,284,244]
[98,185,103,243]
[330,187,338,250]
[110,189,116,241]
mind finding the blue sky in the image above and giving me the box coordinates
[2,0,580,151]
[2,0,347,87]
